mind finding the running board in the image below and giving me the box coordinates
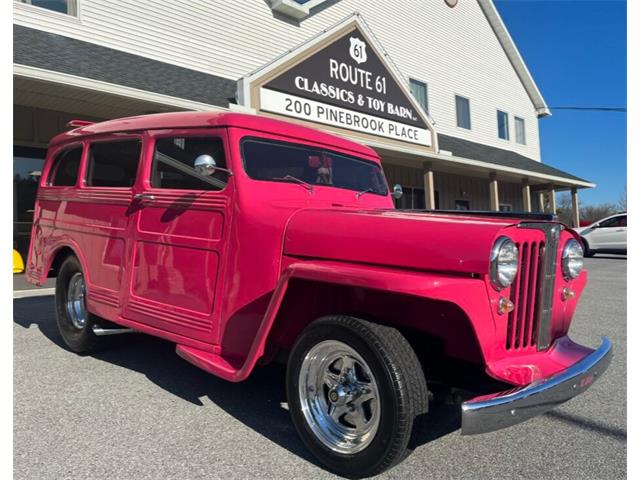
[92,326,135,336]
[176,344,244,382]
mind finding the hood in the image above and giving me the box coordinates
[284,208,527,275]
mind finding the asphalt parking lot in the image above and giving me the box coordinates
[14,256,626,479]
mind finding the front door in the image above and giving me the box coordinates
[590,214,627,250]
[122,129,233,344]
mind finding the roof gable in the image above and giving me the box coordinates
[477,0,550,117]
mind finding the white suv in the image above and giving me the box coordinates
[575,213,627,257]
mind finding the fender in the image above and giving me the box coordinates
[28,236,87,287]
[176,260,497,382]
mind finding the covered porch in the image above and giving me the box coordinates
[372,134,594,228]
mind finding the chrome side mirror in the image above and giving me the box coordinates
[391,184,403,199]
[194,155,217,176]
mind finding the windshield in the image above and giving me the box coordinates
[241,138,388,196]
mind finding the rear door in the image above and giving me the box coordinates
[121,129,233,344]
[77,137,143,321]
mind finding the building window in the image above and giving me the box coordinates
[409,79,428,114]
[497,110,510,140]
[499,204,513,212]
[86,140,142,188]
[455,199,470,210]
[455,96,471,130]
[394,186,429,210]
[515,116,526,144]
[15,0,78,16]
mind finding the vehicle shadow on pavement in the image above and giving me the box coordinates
[544,410,626,441]
[15,296,462,465]
[588,255,627,261]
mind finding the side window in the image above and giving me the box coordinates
[455,95,471,129]
[497,110,510,140]
[49,146,82,186]
[515,117,526,144]
[409,79,428,113]
[86,140,142,188]
[152,136,227,191]
[600,215,626,228]
[15,0,78,16]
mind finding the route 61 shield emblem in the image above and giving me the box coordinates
[349,37,367,64]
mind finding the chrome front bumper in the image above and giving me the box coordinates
[461,337,613,435]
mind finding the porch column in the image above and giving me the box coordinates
[549,188,557,214]
[521,178,532,212]
[571,187,580,228]
[489,172,499,211]
[422,161,436,210]
[538,191,546,212]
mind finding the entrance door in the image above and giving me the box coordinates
[14,146,47,262]
[122,130,233,344]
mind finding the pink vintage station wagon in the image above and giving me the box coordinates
[27,112,612,477]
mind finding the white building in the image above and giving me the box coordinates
[13,0,592,259]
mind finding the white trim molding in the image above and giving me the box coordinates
[477,0,551,118]
[269,0,332,20]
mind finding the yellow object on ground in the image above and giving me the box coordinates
[13,249,24,274]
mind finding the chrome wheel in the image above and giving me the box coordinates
[66,272,87,329]
[298,340,380,454]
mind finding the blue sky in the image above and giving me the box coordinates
[494,0,627,206]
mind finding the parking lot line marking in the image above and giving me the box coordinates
[13,288,55,299]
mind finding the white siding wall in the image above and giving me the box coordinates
[14,0,541,160]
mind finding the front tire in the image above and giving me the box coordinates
[581,238,595,257]
[286,315,428,478]
[55,255,107,354]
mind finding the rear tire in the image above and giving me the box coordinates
[286,315,428,478]
[55,255,108,354]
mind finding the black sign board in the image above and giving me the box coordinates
[259,26,431,145]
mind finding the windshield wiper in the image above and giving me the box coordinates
[274,175,314,193]
[355,188,373,199]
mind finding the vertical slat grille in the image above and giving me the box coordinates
[506,241,545,350]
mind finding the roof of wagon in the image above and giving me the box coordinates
[49,111,379,158]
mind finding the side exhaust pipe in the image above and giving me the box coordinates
[92,326,135,336]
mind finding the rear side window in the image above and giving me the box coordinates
[86,140,142,187]
[49,146,82,186]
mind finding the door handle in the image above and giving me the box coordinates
[134,193,155,203]
[615,229,624,232]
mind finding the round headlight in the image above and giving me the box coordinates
[562,239,584,279]
[490,237,519,290]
